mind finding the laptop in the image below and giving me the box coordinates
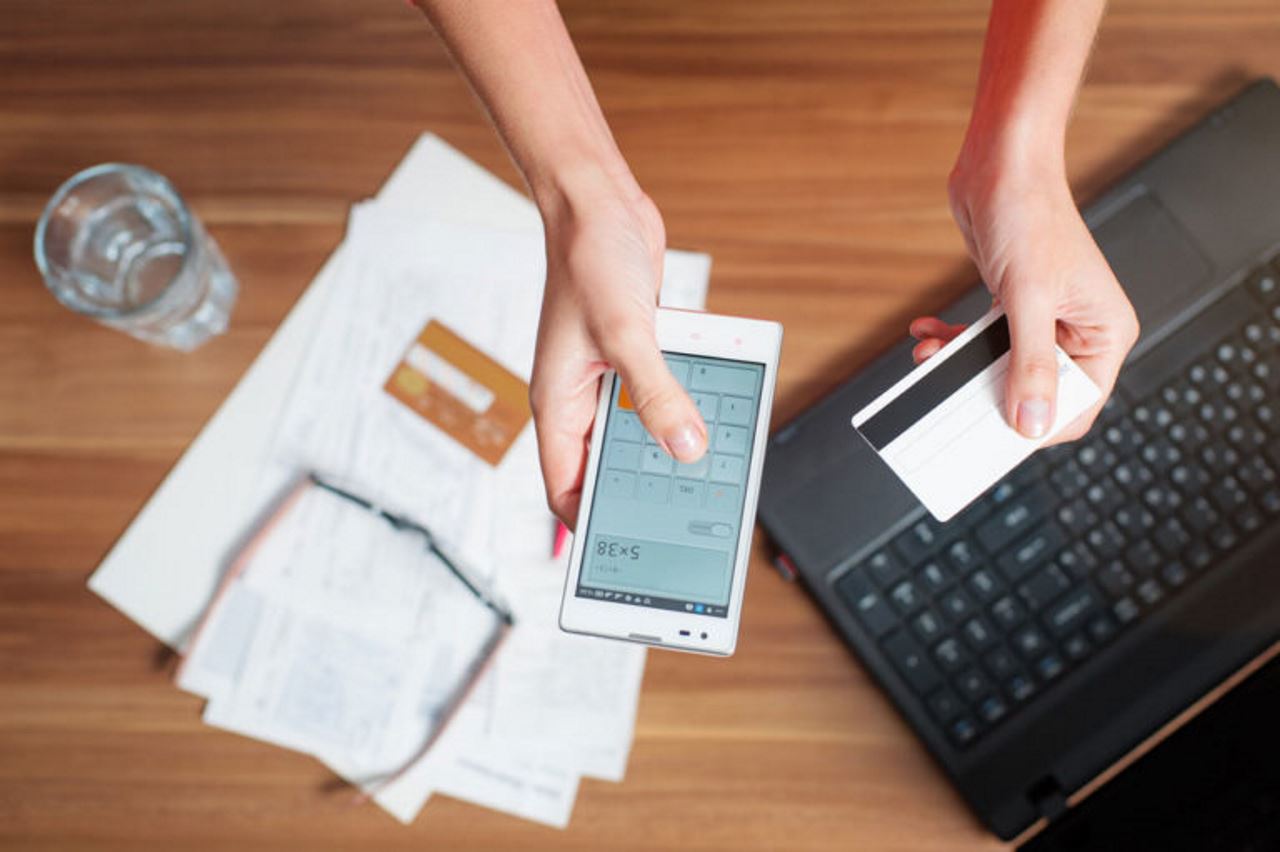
[757,78,1280,841]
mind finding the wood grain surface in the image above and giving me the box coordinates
[3,2,1280,849]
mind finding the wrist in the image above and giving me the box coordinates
[951,110,1069,206]
[532,154,646,228]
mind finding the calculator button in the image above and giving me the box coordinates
[607,441,642,469]
[690,362,758,395]
[714,424,749,455]
[600,470,636,499]
[676,453,711,479]
[710,454,745,483]
[642,445,675,475]
[691,392,719,423]
[611,411,644,443]
[672,478,704,508]
[706,483,740,513]
[664,356,691,385]
[719,395,752,426]
[638,474,670,503]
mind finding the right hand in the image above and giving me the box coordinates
[531,173,708,527]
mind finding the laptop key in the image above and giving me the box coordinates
[1063,633,1091,661]
[895,517,942,564]
[912,608,945,644]
[1161,561,1189,588]
[962,616,998,652]
[978,694,1008,724]
[866,550,906,587]
[996,522,1067,583]
[1248,266,1280,304]
[1035,654,1065,682]
[1096,561,1135,599]
[1114,502,1155,539]
[927,688,965,724]
[1126,540,1162,576]
[948,716,980,747]
[1185,541,1214,570]
[835,570,896,639]
[1182,495,1220,533]
[889,578,923,614]
[967,568,1002,602]
[1056,542,1098,580]
[1088,613,1118,644]
[1113,597,1140,624]
[1017,564,1071,611]
[1050,460,1089,498]
[916,560,951,595]
[990,595,1026,631]
[1086,522,1126,560]
[1057,499,1098,536]
[956,668,990,702]
[1154,517,1192,555]
[934,638,968,673]
[1007,672,1037,703]
[882,630,941,695]
[1013,624,1049,659]
[985,647,1019,680]
[946,539,981,573]
[976,482,1056,555]
[939,587,975,623]
[1136,578,1165,607]
[1045,586,1100,636]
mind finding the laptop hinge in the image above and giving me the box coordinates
[1028,775,1069,823]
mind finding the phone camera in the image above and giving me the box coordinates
[700,632,708,640]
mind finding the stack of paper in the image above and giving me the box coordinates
[88,136,711,827]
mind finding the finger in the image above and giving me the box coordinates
[1040,403,1097,448]
[531,376,600,529]
[600,329,707,463]
[1039,349,1124,449]
[1046,300,1139,446]
[534,420,587,528]
[912,338,946,364]
[1003,288,1061,439]
[909,316,966,342]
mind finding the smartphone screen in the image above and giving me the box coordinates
[575,352,766,618]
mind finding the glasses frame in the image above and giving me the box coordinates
[178,472,515,801]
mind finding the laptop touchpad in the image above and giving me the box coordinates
[1091,189,1213,339]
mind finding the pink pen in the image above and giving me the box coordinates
[552,520,570,558]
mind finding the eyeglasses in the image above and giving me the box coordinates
[180,472,515,801]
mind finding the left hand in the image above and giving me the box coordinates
[910,162,1140,444]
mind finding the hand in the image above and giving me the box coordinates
[910,162,1139,444]
[531,174,708,527]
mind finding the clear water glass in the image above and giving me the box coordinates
[34,163,238,351]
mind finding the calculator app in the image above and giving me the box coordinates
[576,353,765,617]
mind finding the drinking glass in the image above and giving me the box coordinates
[34,163,238,350]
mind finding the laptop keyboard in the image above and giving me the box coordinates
[833,259,1280,749]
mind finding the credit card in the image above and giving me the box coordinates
[384,320,532,466]
[851,307,1101,522]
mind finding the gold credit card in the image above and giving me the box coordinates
[384,320,531,466]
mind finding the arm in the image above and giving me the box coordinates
[412,2,707,526]
[911,0,1139,441]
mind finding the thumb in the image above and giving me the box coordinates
[602,330,707,463]
[1003,288,1060,439]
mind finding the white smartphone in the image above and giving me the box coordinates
[559,308,783,656]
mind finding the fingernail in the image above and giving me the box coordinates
[1017,399,1051,439]
[666,424,704,462]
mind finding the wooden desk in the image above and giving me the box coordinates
[3,2,1278,849]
